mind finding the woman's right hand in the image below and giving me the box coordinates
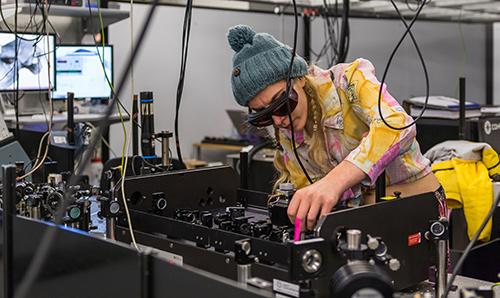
[287,160,368,231]
[287,177,341,231]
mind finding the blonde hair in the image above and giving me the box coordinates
[272,75,330,191]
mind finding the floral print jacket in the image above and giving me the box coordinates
[278,58,431,205]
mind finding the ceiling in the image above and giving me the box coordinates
[155,0,500,23]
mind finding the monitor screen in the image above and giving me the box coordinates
[52,45,113,99]
[0,32,55,91]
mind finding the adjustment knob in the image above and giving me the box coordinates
[388,258,401,271]
[367,235,380,250]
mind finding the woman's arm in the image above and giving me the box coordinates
[287,59,417,231]
[335,58,417,186]
[287,160,367,231]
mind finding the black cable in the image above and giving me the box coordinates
[24,156,53,171]
[131,155,138,175]
[0,0,39,40]
[86,2,137,123]
[17,1,39,36]
[173,0,192,169]
[38,2,62,56]
[32,10,52,123]
[322,0,334,54]
[45,11,63,46]
[140,156,165,172]
[309,0,349,69]
[337,0,349,63]
[0,0,59,51]
[13,1,160,297]
[442,189,500,298]
[322,0,349,66]
[286,0,314,185]
[376,0,430,131]
[14,0,21,141]
[405,0,420,12]
[247,139,273,167]
[310,0,342,66]
[0,64,17,83]
[319,0,335,62]
[1,0,54,140]
[36,75,50,130]
[86,1,162,154]
[333,0,343,65]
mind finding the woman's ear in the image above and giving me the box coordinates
[298,76,306,87]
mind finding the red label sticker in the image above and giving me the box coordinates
[408,233,421,246]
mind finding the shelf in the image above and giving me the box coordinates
[146,0,500,23]
[1,3,129,31]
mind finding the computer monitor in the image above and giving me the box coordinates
[0,32,55,91]
[52,45,113,99]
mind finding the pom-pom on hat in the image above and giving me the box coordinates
[227,25,308,107]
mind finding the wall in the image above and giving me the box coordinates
[108,4,304,162]
[108,3,487,162]
[310,18,487,103]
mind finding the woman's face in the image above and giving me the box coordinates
[247,77,308,131]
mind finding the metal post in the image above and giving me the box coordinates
[436,239,447,298]
[459,78,466,140]
[31,206,41,219]
[486,24,493,106]
[106,217,116,240]
[67,92,75,171]
[346,229,361,264]
[140,252,151,298]
[83,200,91,231]
[237,264,251,286]
[157,130,172,168]
[303,14,311,63]
[139,91,156,159]
[132,94,139,156]
[375,171,386,202]
[240,151,249,189]
[430,218,449,298]
[279,5,285,42]
[3,165,17,298]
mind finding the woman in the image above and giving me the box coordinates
[227,25,445,231]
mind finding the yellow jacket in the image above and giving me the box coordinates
[425,140,500,242]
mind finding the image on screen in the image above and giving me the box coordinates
[0,32,55,91]
[52,45,113,99]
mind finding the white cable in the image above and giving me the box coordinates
[85,121,118,157]
[119,0,139,251]
[29,131,49,169]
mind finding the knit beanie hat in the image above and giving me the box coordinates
[227,25,308,106]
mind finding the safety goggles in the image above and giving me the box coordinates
[247,80,298,127]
